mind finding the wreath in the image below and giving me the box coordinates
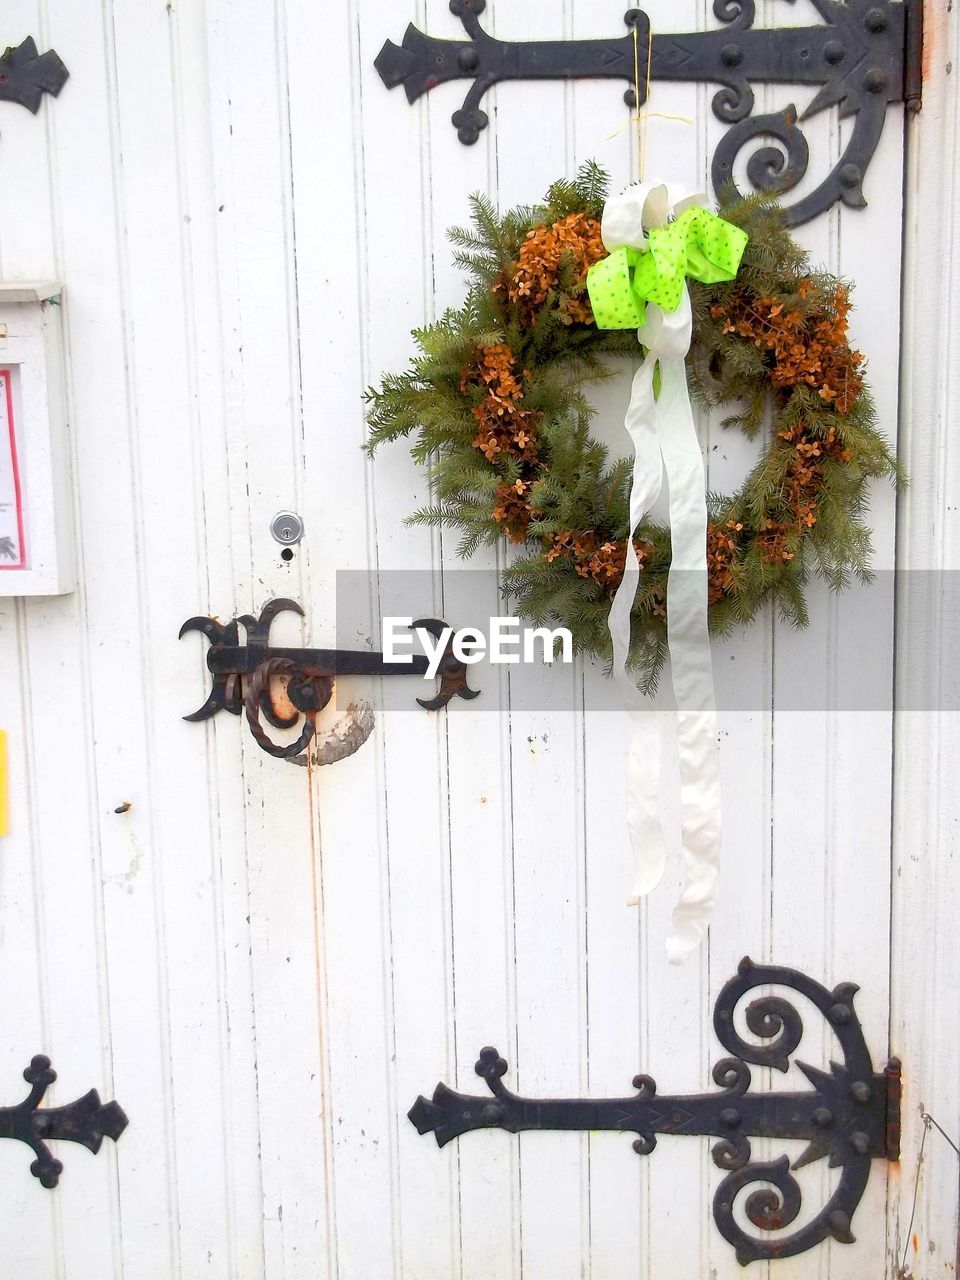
[366,163,898,689]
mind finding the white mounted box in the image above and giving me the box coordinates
[0,283,72,596]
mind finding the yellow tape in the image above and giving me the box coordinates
[0,731,7,836]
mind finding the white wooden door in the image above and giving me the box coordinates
[0,1,950,1278]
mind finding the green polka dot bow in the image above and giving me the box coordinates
[587,205,748,329]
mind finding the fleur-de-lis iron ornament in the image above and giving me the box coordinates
[0,37,69,119]
[0,1056,127,1189]
[375,0,923,226]
[410,959,901,1266]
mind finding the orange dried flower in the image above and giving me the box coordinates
[711,281,864,414]
[504,213,606,327]
[707,519,744,604]
[757,519,796,565]
[777,421,852,534]
[544,530,652,594]
[464,344,541,465]
[491,482,540,542]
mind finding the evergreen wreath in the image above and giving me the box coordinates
[366,164,898,690]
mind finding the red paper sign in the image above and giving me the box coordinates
[0,370,25,570]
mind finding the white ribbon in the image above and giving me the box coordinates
[604,182,721,965]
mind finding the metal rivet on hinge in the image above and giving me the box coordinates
[840,163,863,188]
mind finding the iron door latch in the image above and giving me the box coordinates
[181,598,479,759]
[0,1056,127,1189]
[410,958,901,1267]
[376,0,923,226]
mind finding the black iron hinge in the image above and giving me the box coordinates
[410,959,902,1267]
[376,0,924,226]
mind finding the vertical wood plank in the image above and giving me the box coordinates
[890,1,960,1274]
[200,1,331,1273]
[0,2,117,1278]
[567,7,654,1279]
[109,3,258,1273]
[167,0,267,1272]
[0,600,63,1277]
[764,2,900,1269]
[418,5,522,1279]
[314,2,449,1278]
[43,1,184,1272]
[481,6,592,1278]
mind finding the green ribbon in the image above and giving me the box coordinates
[587,206,748,329]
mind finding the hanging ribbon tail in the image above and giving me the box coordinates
[626,715,666,904]
[587,183,747,963]
[657,337,722,965]
[608,355,669,904]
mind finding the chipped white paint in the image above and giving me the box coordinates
[0,0,949,1276]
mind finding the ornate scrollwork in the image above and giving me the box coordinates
[709,1057,753,1170]
[712,1057,751,1093]
[714,966,805,1072]
[630,1073,659,1154]
[408,960,901,1267]
[376,0,919,225]
[715,1154,869,1265]
[714,957,875,1080]
[712,1131,753,1172]
[704,0,912,223]
[706,958,893,1263]
[712,82,756,125]
[713,0,756,30]
[712,104,810,200]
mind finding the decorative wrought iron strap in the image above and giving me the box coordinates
[375,0,923,226]
[181,598,480,758]
[409,959,901,1266]
[0,37,69,115]
[0,1056,127,1189]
